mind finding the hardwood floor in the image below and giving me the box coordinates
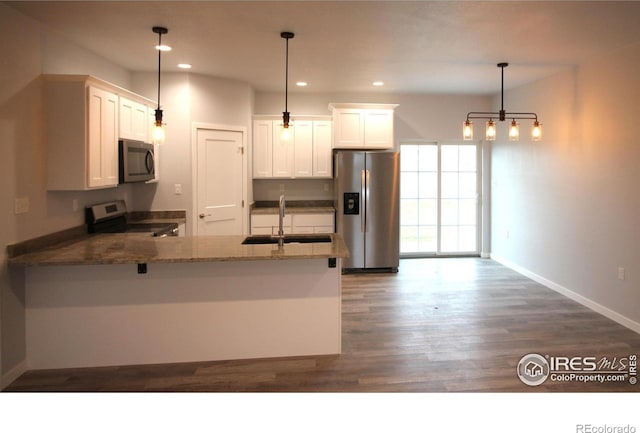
[5,258,640,392]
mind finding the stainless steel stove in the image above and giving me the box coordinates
[85,200,178,237]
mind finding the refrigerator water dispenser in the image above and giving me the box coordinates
[343,192,359,215]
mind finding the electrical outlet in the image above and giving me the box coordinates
[618,267,625,281]
[15,197,29,214]
[324,183,329,192]
[72,199,78,212]
[279,184,285,192]
[174,184,182,195]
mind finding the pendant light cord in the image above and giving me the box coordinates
[284,35,289,114]
[157,32,162,111]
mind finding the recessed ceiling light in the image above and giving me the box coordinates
[373,81,384,87]
[296,81,307,87]
[155,44,172,52]
[177,63,192,69]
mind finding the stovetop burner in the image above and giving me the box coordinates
[86,200,178,237]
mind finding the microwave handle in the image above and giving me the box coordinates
[145,150,154,174]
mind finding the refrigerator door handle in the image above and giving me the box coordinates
[360,169,366,232]
[364,169,370,233]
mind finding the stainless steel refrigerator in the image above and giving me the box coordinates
[334,150,400,272]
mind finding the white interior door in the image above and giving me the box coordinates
[196,128,244,235]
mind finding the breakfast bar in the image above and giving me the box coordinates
[9,234,348,370]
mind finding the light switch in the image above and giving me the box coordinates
[174,184,182,195]
[15,197,29,214]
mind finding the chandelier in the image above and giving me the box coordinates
[463,62,542,142]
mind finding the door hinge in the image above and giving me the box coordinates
[242,200,245,208]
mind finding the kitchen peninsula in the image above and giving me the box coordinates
[8,233,348,370]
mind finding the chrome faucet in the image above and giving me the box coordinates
[276,194,286,247]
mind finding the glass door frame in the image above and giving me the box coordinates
[399,140,483,258]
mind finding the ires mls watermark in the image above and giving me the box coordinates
[517,353,637,386]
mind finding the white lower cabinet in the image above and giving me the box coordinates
[291,213,335,234]
[250,214,293,235]
[251,213,334,235]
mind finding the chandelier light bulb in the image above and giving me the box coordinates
[532,121,542,141]
[509,120,520,141]
[463,120,473,140]
[485,120,496,141]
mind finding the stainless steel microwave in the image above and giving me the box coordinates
[118,139,155,183]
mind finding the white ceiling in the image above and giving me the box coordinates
[7,1,640,94]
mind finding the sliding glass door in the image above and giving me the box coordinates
[400,142,481,256]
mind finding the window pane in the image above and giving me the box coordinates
[418,145,438,171]
[440,226,458,252]
[441,199,458,225]
[401,172,419,198]
[459,199,477,225]
[418,199,437,225]
[458,173,477,198]
[401,145,419,172]
[458,226,477,251]
[441,146,458,172]
[400,199,418,225]
[418,226,437,253]
[418,172,437,198]
[459,146,477,171]
[401,226,419,253]
[441,173,459,198]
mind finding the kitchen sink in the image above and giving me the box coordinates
[241,234,332,245]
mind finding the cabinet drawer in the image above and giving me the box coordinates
[251,214,292,227]
[251,214,293,235]
[293,213,334,227]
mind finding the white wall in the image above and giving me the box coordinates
[491,43,640,330]
[130,72,254,234]
[0,3,134,384]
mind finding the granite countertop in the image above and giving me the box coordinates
[8,233,349,266]
[251,200,335,215]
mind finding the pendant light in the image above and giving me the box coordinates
[280,31,294,141]
[463,63,542,142]
[152,26,168,145]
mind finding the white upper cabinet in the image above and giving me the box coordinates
[312,120,333,177]
[252,119,274,178]
[119,97,149,142]
[293,120,313,177]
[44,75,156,190]
[87,86,119,188]
[329,103,398,149]
[252,117,332,179]
[45,77,118,190]
[272,122,294,178]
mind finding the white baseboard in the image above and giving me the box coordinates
[1,360,27,390]
[491,254,640,334]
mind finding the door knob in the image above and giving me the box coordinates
[199,213,211,219]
